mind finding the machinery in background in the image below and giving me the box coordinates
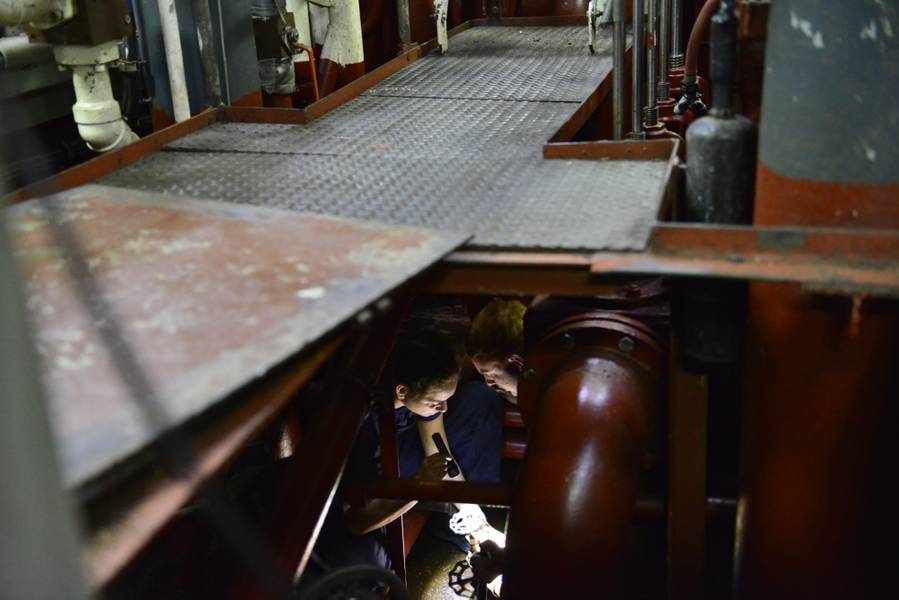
[2,1,898,598]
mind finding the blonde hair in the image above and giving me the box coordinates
[467,299,527,359]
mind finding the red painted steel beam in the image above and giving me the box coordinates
[592,224,899,297]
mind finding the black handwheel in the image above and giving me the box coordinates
[298,565,410,600]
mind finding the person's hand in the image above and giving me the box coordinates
[470,540,505,597]
[414,452,450,481]
[472,523,506,548]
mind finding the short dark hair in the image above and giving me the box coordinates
[385,331,459,396]
[467,299,527,359]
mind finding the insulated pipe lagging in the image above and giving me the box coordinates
[0,0,59,25]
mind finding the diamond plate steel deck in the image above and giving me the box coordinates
[365,26,615,102]
[102,26,667,251]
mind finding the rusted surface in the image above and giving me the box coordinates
[756,163,899,229]
[425,251,627,297]
[86,335,343,587]
[592,224,899,297]
[507,312,666,598]
[737,282,899,599]
[6,184,466,488]
[737,3,899,596]
[543,138,677,160]
[667,362,708,600]
[543,139,681,220]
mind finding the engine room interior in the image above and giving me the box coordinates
[1,1,897,599]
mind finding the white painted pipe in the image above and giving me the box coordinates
[0,35,53,70]
[55,42,139,152]
[70,64,139,151]
[157,0,191,122]
[0,0,59,26]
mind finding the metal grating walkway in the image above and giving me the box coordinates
[102,26,667,251]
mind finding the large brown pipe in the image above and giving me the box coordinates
[504,314,665,598]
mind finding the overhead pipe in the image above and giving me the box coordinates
[157,0,191,122]
[504,313,666,598]
[612,0,625,140]
[675,0,718,117]
[631,0,645,139]
[0,0,59,26]
[0,35,53,70]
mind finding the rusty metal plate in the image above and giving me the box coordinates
[7,184,467,487]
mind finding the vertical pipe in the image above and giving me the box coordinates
[157,0,191,121]
[396,0,411,45]
[738,2,899,598]
[612,0,626,140]
[667,365,708,600]
[671,0,684,67]
[505,314,665,598]
[631,0,645,138]
[658,0,670,99]
[215,0,231,104]
[645,0,658,126]
[192,0,223,107]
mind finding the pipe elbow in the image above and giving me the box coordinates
[75,121,139,153]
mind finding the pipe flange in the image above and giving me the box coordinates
[518,312,667,428]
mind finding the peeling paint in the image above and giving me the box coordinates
[296,286,326,300]
[159,239,212,254]
[790,10,825,48]
[56,354,96,372]
[862,143,877,162]
[860,19,878,41]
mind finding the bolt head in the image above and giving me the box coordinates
[618,336,636,354]
[560,333,576,350]
[521,368,537,381]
